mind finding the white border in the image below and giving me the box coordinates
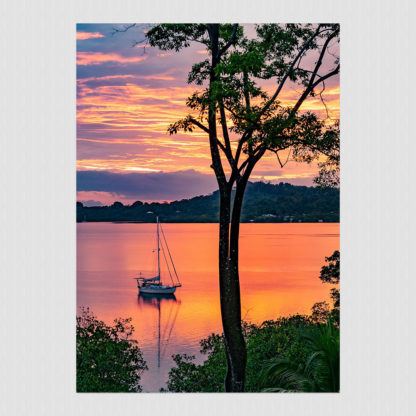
[1,0,414,415]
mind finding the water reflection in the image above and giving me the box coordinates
[137,293,181,368]
[77,222,339,391]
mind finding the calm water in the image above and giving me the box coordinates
[77,222,339,391]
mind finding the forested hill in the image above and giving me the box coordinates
[76,182,339,223]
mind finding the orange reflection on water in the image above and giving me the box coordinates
[77,222,339,391]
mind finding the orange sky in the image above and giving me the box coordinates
[76,24,339,205]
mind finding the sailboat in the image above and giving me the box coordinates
[134,217,182,294]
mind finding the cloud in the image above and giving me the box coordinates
[76,31,104,40]
[76,24,339,197]
[76,169,317,206]
[77,169,218,201]
[79,199,103,207]
[77,52,147,65]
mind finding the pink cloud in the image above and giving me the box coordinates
[77,31,104,40]
[77,52,147,65]
[76,24,339,189]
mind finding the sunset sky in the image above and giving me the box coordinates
[77,24,339,206]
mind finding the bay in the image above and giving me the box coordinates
[77,222,339,392]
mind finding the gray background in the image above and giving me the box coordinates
[0,0,413,414]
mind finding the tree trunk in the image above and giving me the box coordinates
[221,157,262,391]
[218,186,247,392]
[207,23,248,392]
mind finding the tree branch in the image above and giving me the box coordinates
[243,24,323,134]
[289,25,340,116]
[217,103,242,183]
[291,64,340,114]
[218,24,239,58]
[306,26,339,89]
[219,105,232,153]
[237,143,266,175]
[206,24,227,189]
[318,81,330,119]
[216,139,227,154]
[236,24,330,153]
[273,149,292,168]
[111,24,136,35]
[240,147,267,183]
[188,117,210,134]
[235,130,253,168]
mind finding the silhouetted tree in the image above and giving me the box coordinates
[146,23,340,391]
[313,250,340,324]
[76,308,147,392]
[131,200,144,208]
[319,250,340,284]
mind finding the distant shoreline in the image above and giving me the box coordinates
[77,182,339,224]
[77,220,340,224]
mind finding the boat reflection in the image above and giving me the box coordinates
[137,293,181,367]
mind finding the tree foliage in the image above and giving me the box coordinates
[260,320,340,392]
[312,250,340,325]
[76,308,148,392]
[76,182,339,223]
[319,250,340,284]
[163,316,312,392]
[146,24,340,187]
[163,316,339,393]
[146,23,340,391]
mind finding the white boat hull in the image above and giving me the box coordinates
[138,284,177,294]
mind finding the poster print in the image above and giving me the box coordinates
[76,23,340,392]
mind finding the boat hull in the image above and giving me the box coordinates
[139,285,177,294]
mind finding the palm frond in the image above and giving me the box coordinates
[261,320,339,392]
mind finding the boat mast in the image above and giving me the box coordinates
[157,216,160,281]
[157,298,161,367]
[160,224,181,287]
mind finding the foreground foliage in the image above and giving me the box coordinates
[261,320,339,392]
[164,316,313,392]
[76,308,147,392]
[163,317,339,393]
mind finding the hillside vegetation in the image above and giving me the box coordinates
[77,182,339,223]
